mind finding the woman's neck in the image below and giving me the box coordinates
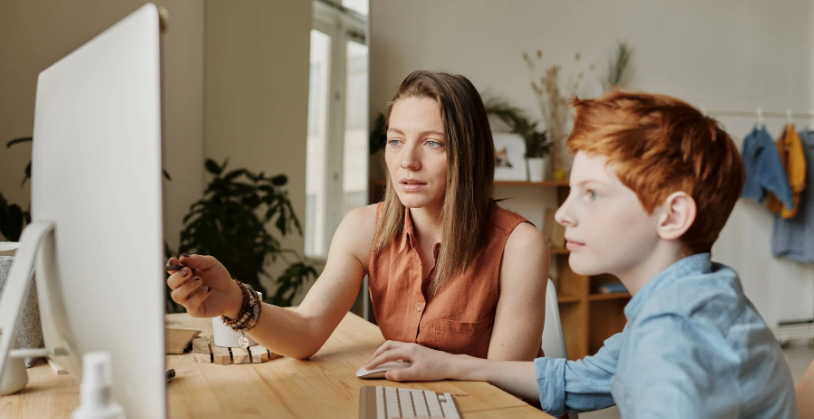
[409,205,444,245]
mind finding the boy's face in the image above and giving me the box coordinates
[555,151,662,277]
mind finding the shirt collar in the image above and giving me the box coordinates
[624,253,712,321]
[399,206,418,253]
[398,207,441,257]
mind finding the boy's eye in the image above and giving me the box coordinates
[586,190,599,200]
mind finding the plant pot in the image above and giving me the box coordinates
[527,157,546,182]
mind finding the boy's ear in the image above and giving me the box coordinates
[656,191,697,241]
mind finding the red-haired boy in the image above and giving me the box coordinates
[364,91,798,418]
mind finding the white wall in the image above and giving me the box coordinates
[205,0,314,300]
[370,0,814,326]
[0,0,205,252]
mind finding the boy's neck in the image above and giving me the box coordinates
[615,243,686,296]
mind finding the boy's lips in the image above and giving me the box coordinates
[565,238,585,250]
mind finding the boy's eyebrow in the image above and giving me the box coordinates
[573,179,609,188]
[386,127,445,137]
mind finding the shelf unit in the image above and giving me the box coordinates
[368,179,629,360]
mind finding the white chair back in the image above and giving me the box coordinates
[542,279,568,360]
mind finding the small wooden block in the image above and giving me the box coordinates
[249,345,269,363]
[192,336,212,363]
[212,345,232,365]
[232,347,250,364]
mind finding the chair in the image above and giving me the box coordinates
[542,279,568,359]
[541,278,578,419]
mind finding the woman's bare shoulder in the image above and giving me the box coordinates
[333,204,380,259]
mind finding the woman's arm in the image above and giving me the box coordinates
[168,205,376,360]
[488,222,550,360]
[245,205,376,359]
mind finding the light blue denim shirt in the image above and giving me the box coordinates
[534,253,798,418]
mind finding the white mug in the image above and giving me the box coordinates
[211,291,261,348]
[0,242,20,257]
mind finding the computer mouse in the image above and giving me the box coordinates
[355,361,412,379]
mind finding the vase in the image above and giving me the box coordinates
[527,157,546,182]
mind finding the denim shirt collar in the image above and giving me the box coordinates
[624,253,712,322]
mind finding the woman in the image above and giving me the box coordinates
[166,70,549,361]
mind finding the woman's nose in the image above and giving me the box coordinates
[401,143,421,171]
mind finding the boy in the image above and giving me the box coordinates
[364,91,798,418]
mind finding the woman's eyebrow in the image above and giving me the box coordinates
[386,127,445,137]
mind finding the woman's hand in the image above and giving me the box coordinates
[165,254,243,318]
[365,341,462,382]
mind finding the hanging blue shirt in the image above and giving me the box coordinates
[534,253,798,418]
[741,125,794,210]
[772,129,814,262]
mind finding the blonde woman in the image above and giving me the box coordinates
[166,70,549,362]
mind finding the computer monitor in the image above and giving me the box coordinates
[0,4,166,418]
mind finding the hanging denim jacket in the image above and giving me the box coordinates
[741,125,794,210]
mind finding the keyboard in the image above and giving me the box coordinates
[359,385,461,419]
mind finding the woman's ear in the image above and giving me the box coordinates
[656,191,697,241]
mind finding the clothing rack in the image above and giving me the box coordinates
[707,110,814,118]
[704,108,814,126]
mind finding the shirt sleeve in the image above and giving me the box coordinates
[620,313,739,419]
[534,331,622,417]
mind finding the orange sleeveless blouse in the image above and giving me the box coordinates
[367,202,529,359]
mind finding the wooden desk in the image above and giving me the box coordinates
[3,312,554,418]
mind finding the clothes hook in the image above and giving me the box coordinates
[786,108,794,125]
[757,107,764,127]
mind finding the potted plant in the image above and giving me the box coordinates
[173,159,317,312]
[484,97,551,181]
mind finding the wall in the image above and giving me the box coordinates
[0,0,205,252]
[204,0,313,299]
[370,0,814,326]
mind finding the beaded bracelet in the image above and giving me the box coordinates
[221,279,263,348]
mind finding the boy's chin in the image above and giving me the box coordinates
[568,256,606,277]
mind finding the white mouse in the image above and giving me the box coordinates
[355,361,412,379]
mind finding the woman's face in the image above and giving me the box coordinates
[385,97,448,211]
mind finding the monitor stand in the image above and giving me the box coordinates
[0,220,77,393]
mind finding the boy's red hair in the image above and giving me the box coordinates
[568,90,745,254]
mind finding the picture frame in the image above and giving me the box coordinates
[492,133,527,181]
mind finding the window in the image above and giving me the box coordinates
[305,0,368,259]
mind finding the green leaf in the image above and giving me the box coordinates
[6,137,32,148]
[22,162,31,185]
[205,159,222,175]
[271,175,287,186]
[0,204,24,241]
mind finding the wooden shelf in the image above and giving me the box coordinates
[495,180,569,187]
[588,293,631,302]
[557,294,582,304]
[370,179,569,187]
[550,247,569,255]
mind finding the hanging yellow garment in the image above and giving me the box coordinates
[767,125,806,218]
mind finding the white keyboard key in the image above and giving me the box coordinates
[398,388,415,418]
[386,387,400,418]
[439,393,460,419]
[376,386,385,419]
[424,390,444,418]
[410,389,429,417]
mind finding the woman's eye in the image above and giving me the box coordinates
[426,140,442,148]
[388,139,401,147]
